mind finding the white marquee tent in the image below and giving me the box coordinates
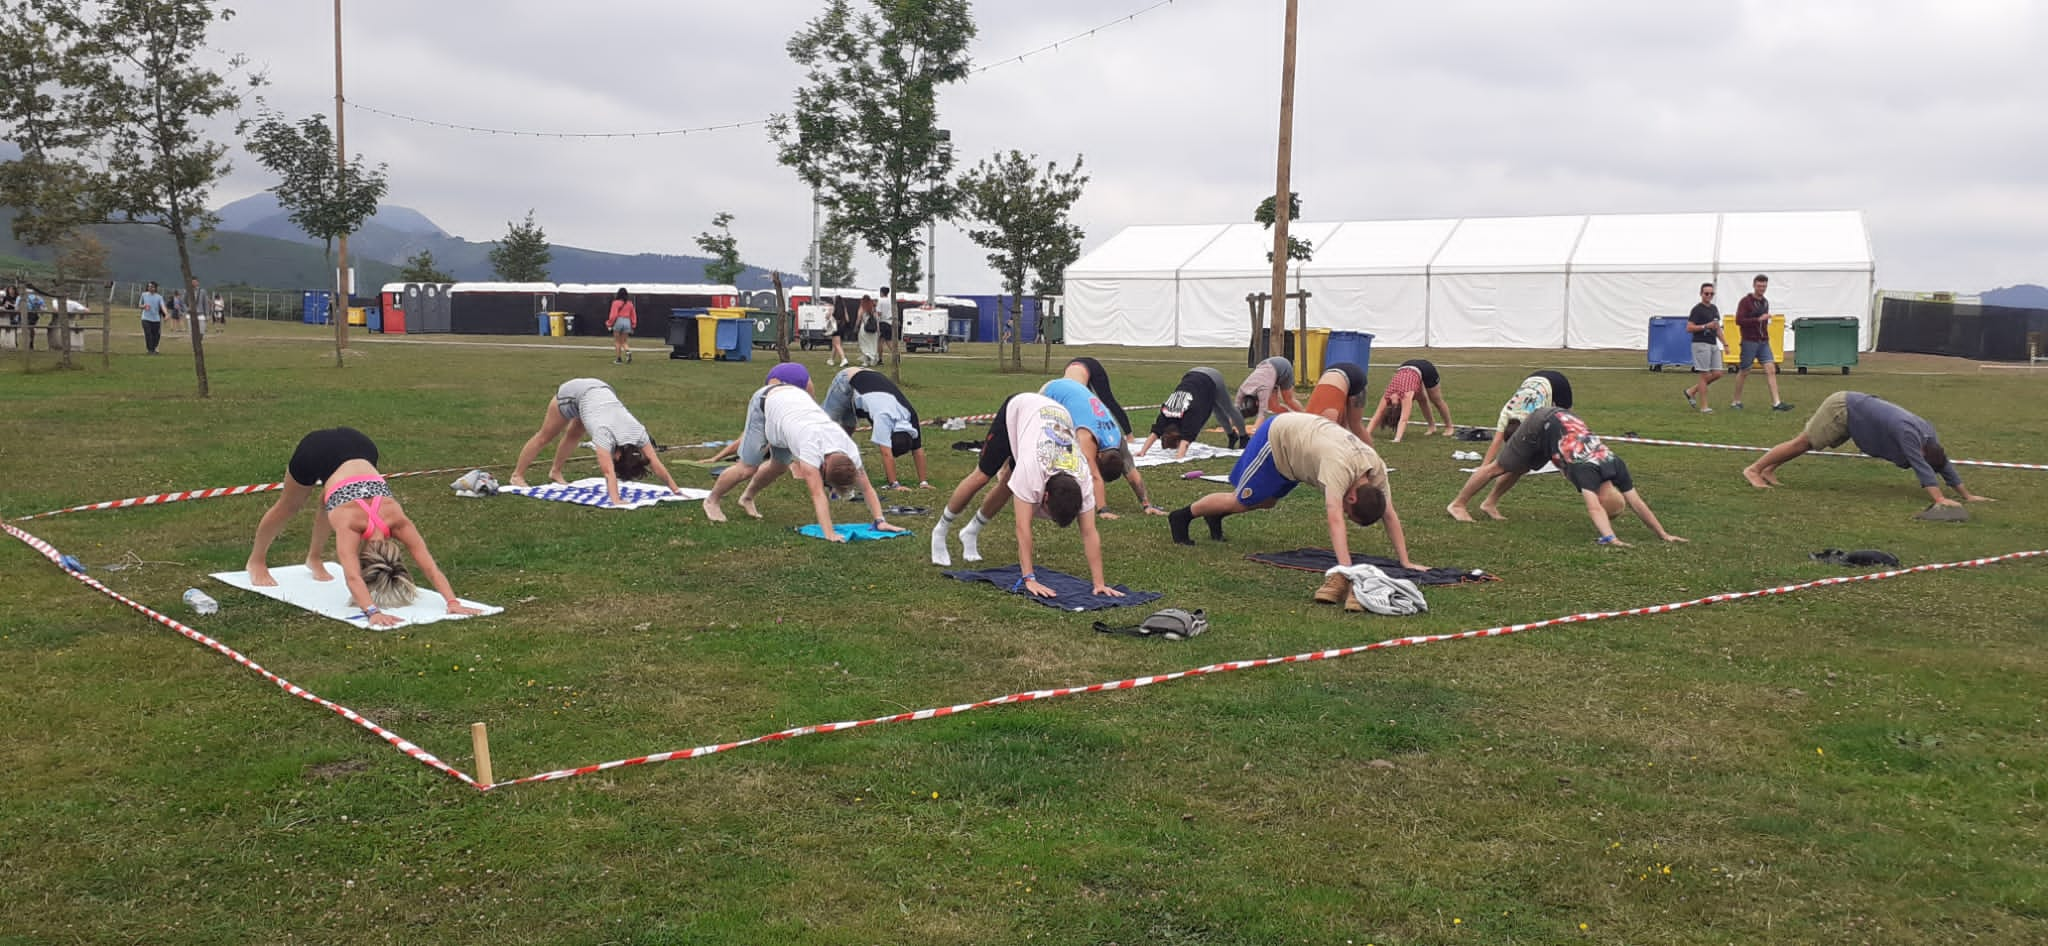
[1063,211,1875,351]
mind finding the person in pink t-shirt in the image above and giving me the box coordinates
[606,287,637,364]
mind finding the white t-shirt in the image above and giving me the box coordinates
[1004,393,1094,511]
[764,385,863,470]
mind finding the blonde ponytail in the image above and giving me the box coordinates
[359,538,419,609]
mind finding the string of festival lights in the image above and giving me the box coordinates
[344,1,1177,140]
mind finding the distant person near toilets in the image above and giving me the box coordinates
[1727,274,1792,412]
[1681,282,1723,413]
[607,287,637,364]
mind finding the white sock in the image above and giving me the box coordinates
[930,509,958,566]
[960,511,991,562]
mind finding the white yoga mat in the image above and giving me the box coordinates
[502,477,709,509]
[211,565,503,630]
[1131,441,1242,468]
[1460,462,1562,474]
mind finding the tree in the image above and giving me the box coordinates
[242,109,389,366]
[397,248,452,283]
[956,150,1087,371]
[487,210,550,282]
[770,0,975,380]
[28,0,257,396]
[48,231,108,368]
[1256,191,1313,264]
[817,216,858,287]
[694,211,745,286]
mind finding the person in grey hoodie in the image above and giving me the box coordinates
[1744,391,1995,507]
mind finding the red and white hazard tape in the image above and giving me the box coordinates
[5,508,2039,790]
[11,465,490,522]
[1597,433,2048,472]
[0,520,480,789]
[490,546,2045,790]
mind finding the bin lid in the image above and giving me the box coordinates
[1791,316,1859,325]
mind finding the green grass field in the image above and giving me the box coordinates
[3,323,2045,945]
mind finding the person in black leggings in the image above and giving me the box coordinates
[1062,356,1132,435]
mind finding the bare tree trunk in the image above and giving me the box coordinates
[173,224,210,397]
[1266,0,1300,359]
[771,272,791,363]
[56,294,73,370]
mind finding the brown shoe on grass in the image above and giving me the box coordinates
[1314,572,1350,605]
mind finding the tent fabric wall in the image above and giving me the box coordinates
[1294,219,1459,346]
[1062,212,1874,350]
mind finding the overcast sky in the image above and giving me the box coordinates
[208,0,2047,293]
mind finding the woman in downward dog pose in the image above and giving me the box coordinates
[510,378,683,507]
[245,427,480,628]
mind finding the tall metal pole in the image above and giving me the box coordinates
[809,190,822,294]
[926,218,936,314]
[1266,0,1299,363]
[333,0,349,365]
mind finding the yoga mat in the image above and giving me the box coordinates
[1245,550,1497,585]
[211,565,503,629]
[796,523,915,542]
[501,477,709,509]
[942,564,1161,611]
[1132,442,1241,468]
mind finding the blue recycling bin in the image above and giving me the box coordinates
[715,318,754,361]
[366,307,383,333]
[1323,330,1374,381]
[536,312,552,336]
[1647,316,1693,371]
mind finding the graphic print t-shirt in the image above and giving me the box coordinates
[1004,392,1094,512]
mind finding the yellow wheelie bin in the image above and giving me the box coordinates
[1722,313,1786,367]
[1298,327,1331,380]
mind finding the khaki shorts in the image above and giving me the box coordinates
[1802,391,1852,449]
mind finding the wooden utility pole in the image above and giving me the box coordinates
[1266,0,1300,362]
[332,0,349,365]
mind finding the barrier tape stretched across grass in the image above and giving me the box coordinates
[6,515,2036,791]
[1598,433,2048,471]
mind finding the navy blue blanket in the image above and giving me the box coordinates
[942,565,1162,611]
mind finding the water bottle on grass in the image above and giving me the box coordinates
[183,588,219,615]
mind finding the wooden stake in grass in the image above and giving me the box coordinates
[471,722,494,787]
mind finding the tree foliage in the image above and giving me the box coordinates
[0,0,256,396]
[242,110,388,257]
[1256,191,1313,263]
[694,211,744,286]
[487,210,551,282]
[397,248,452,283]
[770,0,975,378]
[957,150,1087,370]
[817,215,858,287]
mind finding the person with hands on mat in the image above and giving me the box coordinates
[821,365,933,490]
[703,379,906,541]
[245,427,481,628]
[1477,370,1574,466]
[1063,356,1132,435]
[1303,361,1375,445]
[1237,355,1304,425]
[1167,412,1423,608]
[931,392,1123,600]
[1743,391,1995,506]
[1367,359,1453,443]
[1040,376,1165,518]
[511,378,683,507]
[1136,366,1250,457]
[1446,406,1687,547]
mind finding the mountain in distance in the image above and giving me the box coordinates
[0,206,403,290]
[1982,284,2048,309]
[212,193,799,288]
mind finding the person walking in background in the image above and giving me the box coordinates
[855,295,881,367]
[826,293,855,367]
[164,289,184,334]
[186,277,205,337]
[212,292,226,327]
[606,287,637,364]
[22,288,43,349]
[1727,274,1792,411]
[1681,282,1724,412]
[138,281,165,354]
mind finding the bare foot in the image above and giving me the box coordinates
[247,563,277,587]
[1478,502,1507,521]
[1741,465,1773,489]
[508,476,529,488]
[1761,470,1782,487]
[306,559,334,581]
[549,472,569,485]
[1446,503,1475,522]
[737,493,763,519]
[702,497,728,523]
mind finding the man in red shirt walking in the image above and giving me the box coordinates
[1727,274,1792,411]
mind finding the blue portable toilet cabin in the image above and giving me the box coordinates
[965,294,1043,343]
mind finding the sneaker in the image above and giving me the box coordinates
[613,358,622,365]
[1729,401,1744,410]
[1682,389,1698,409]
[626,353,632,363]
[1699,406,1714,414]
[1772,401,1794,412]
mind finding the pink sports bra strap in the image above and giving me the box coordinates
[358,495,392,540]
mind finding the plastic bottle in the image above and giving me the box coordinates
[183,588,219,615]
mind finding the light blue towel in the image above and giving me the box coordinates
[795,522,915,542]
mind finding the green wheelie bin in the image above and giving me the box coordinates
[1791,316,1859,375]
